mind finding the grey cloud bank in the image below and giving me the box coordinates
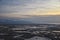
[0,0,60,24]
[0,0,59,14]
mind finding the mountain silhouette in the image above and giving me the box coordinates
[0,19,33,24]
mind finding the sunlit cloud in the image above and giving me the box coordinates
[0,0,60,18]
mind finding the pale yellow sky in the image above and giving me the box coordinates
[0,8,60,18]
[0,0,60,18]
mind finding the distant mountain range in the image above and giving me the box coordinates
[0,19,33,24]
[0,15,60,24]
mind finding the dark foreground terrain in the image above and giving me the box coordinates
[0,24,60,40]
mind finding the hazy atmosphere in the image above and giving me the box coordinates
[0,0,60,40]
[0,0,60,24]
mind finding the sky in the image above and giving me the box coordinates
[0,0,60,24]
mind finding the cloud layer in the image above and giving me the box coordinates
[0,0,60,24]
[0,0,60,15]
